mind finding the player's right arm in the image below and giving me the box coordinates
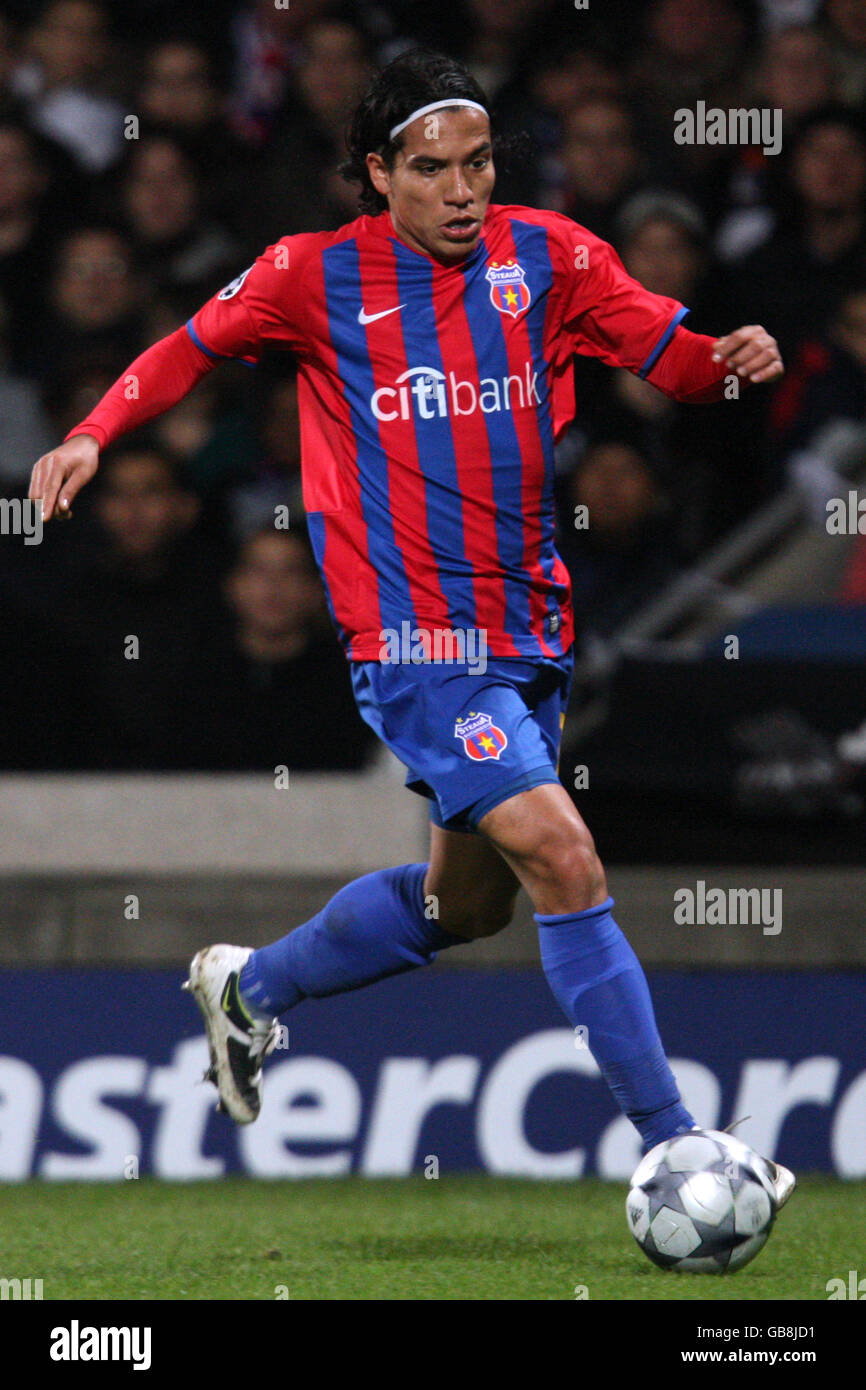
[29,239,305,521]
[29,326,220,520]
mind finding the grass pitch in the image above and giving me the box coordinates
[1,1176,861,1300]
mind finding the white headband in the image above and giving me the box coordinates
[389,99,488,141]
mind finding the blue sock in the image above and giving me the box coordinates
[536,897,695,1151]
[239,863,463,1015]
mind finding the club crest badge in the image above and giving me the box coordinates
[454,711,508,761]
[485,259,531,318]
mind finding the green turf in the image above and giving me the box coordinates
[0,1176,861,1300]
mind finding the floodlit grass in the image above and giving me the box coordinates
[0,1175,860,1300]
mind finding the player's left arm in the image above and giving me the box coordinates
[555,223,784,402]
[647,321,784,403]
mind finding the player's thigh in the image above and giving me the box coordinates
[424,822,521,938]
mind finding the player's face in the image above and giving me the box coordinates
[367,108,495,263]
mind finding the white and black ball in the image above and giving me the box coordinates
[626,1129,777,1273]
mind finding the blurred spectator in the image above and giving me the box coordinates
[838,531,866,602]
[139,38,221,133]
[492,42,623,207]
[226,369,305,539]
[758,2,822,28]
[10,0,124,171]
[566,189,776,553]
[0,10,19,108]
[0,291,53,485]
[628,0,752,215]
[21,225,143,381]
[246,18,374,238]
[555,98,643,242]
[92,441,205,570]
[113,133,238,291]
[42,349,127,441]
[557,433,682,636]
[148,370,260,510]
[55,440,230,769]
[617,190,709,305]
[571,192,709,429]
[133,282,259,497]
[148,374,227,470]
[0,117,57,372]
[459,0,562,101]
[135,39,249,233]
[729,104,866,363]
[0,588,98,769]
[771,281,866,453]
[757,21,837,120]
[228,0,333,145]
[715,23,838,261]
[630,0,751,108]
[822,0,866,104]
[584,191,714,426]
[214,526,376,770]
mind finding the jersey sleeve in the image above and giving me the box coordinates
[556,224,689,378]
[185,238,312,366]
[64,326,218,449]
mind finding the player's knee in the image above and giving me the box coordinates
[519,818,606,904]
[561,836,607,905]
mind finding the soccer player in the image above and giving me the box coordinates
[29,50,793,1198]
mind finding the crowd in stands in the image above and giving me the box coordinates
[1,0,865,769]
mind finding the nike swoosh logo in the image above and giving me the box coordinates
[358,303,405,324]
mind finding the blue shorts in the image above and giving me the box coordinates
[350,649,574,833]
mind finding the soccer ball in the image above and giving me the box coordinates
[626,1129,777,1273]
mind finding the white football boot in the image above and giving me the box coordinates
[760,1156,796,1209]
[183,944,280,1124]
[720,1119,796,1209]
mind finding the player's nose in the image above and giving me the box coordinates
[443,169,472,204]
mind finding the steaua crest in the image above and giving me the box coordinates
[454,711,509,761]
[485,258,531,318]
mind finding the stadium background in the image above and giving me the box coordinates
[0,0,864,1218]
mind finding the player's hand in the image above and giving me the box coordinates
[712,325,783,384]
[28,434,100,522]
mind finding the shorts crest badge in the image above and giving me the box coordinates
[454,710,508,761]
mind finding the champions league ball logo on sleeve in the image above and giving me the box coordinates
[217,265,252,300]
[485,259,531,318]
[454,711,508,761]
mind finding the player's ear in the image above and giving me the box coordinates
[366,152,391,199]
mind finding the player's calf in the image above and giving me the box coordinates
[424,823,521,938]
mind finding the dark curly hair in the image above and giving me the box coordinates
[340,49,492,215]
